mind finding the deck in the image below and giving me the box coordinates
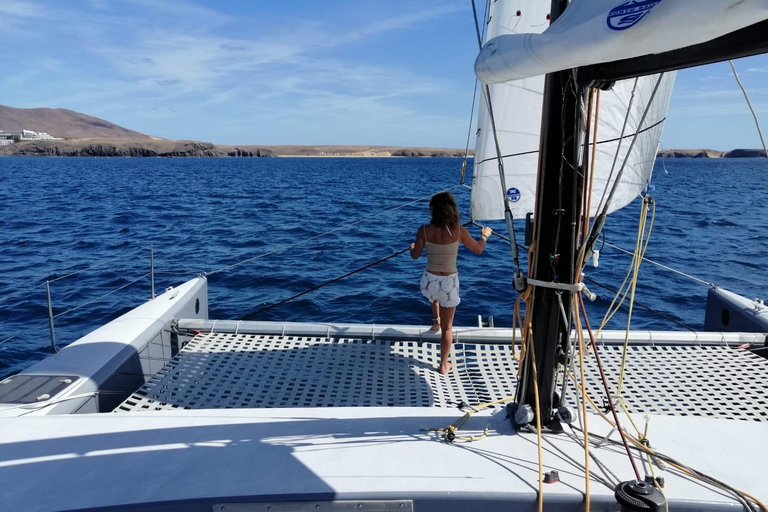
[117,322,768,422]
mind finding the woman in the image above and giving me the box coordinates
[409,191,491,375]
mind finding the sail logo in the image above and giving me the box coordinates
[607,0,663,31]
[507,188,521,203]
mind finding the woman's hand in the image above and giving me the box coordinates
[482,227,492,239]
[410,243,416,250]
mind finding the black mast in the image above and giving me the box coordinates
[515,0,585,427]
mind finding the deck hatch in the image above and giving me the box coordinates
[116,332,768,421]
[0,374,79,404]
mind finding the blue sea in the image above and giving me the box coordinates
[1,157,767,378]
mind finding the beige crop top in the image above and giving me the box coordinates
[423,225,459,274]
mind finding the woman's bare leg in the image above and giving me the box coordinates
[438,305,456,374]
[430,301,440,331]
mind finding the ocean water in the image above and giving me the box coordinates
[1,156,766,378]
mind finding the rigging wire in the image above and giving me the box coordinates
[205,184,461,277]
[581,276,696,332]
[46,245,150,284]
[729,60,768,158]
[471,0,522,271]
[460,0,490,185]
[602,241,714,287]
[240,247,410,320]
[52,273,151,320]
[597,74,666,219]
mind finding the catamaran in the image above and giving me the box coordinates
[2,1,768,511]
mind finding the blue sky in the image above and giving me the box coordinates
[0,0,766,150]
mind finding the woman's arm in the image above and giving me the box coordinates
[460,225,492,255]
[410,225,426,259]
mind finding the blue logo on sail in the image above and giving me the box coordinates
[607,0,663,31]
[507,188,521,203]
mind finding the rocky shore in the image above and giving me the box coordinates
[2,139,765,159]
[0,140,469,158]
[0,139,274,157]
[657,148,767,158]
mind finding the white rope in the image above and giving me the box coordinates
[729,60,768,158]
[206,184,461,276]
[527,279,586,293]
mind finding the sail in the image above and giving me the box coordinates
[475,0,768,83]
[471,1,676,221]
[470,0,549,222]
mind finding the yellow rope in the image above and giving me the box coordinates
[594,197,655,341]
[525,322,545,512]
[575,378,767,512]
[573,295,591,511]
[617,197,654,394]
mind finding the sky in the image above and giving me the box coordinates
[0,0,766,150]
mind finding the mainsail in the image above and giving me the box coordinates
[471,0,675,221]
[475,0,768,83]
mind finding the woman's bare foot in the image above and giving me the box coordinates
[439,362,452,375]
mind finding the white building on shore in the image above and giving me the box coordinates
[0,129,62,143]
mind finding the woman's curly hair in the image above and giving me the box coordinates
[429,191,460,229]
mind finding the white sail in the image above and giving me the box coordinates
[470,0,549,222]
[471,1,676,221]
[476,0,768,83]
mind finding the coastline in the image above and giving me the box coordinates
[0,138,765,158]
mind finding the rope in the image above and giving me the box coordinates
[577,292,642,481]
[572,400,767,512]
[616,197,653,393]
[594,198,655,338]
[729,60,768,158]
[240,247,409,320]
[527,324,544,512]
[206,184,461,276]
[603,241,714,287]
[572,295,591,511]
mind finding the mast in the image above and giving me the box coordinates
[515,0,585,428]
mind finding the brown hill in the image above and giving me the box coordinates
[0,105,153,140]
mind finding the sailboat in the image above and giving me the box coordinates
[2,1,768,511]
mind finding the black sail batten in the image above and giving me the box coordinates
[475,117,667,167]
[578,19,768,87]
[515,0,585,428]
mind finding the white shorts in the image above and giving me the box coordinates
[420,271,460,308]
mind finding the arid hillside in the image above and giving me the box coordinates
[0,105,153,140]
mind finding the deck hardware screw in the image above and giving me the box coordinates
[220,507,225,512]
[358,505,363,509]
[399,505,405,509]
